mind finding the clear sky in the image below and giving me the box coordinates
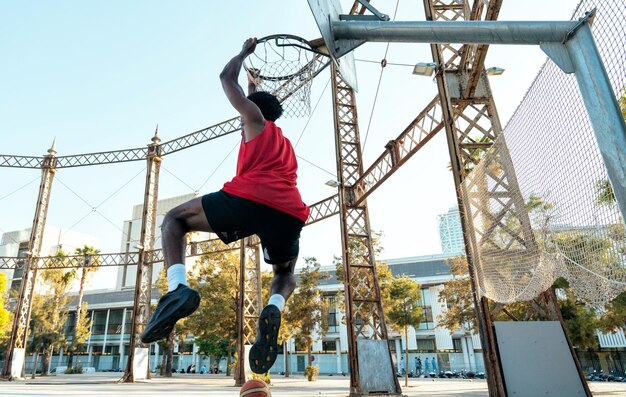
[0,0,582,289]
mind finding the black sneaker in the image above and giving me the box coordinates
[141,284,200,344]
[249,304,281,374]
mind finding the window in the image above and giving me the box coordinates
[322,340,337,353]
[105,345,119,356]
[64,312,76,338]
[92,310,108,335]
[418,307,434,330]
[294,339,306,353]
[420,289,432,306]
[325,296,339,333]
[415,338,435,352]
[327,312,339,333]
[107,309,124,334]
[452,338,463,352]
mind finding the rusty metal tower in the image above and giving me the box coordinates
[1,144,57,378]
[122,132,162,382]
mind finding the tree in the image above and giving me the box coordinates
[598,292,626,333]
[282,257,330,380]
[385,277,423,387]
[593,170,626,336]
[0,273,12,359]
[184,248,240,377]
[29,256,76,376]
[67,245,100,370]
[195,334,231,371]
[595,179,616,208]
[437,256,478,334]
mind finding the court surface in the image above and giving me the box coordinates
[1,373,626,396]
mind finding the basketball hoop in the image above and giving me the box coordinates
[244,34,328,118]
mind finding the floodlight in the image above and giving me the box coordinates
[325,180,341,188]
[486,66,505,76]
[412,62,439,76]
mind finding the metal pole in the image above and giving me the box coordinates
[235,240,247,386]
[332,20,579,45]
[566,22,626,219]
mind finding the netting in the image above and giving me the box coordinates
[462,0,626,308]
[244,34,321,118]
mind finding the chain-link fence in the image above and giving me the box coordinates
[463,0,626,308]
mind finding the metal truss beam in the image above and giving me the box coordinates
[0,155,43,169]
[353,96,444,205]
[306,194,340,225]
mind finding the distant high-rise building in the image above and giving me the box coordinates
[437,206,465,255]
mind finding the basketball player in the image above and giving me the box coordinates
[141,38,309,375]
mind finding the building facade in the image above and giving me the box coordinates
[0,226,99,294]
[5,204,625,377]
[19,253,486,375]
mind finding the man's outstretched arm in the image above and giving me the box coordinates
[220,38,265,142]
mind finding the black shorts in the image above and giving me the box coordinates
[201,190,304,265]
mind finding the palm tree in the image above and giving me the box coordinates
[66,245,100,370]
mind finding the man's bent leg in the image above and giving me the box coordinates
[141,197,214,344]
[249,258,297,374]
[161,197,214,269]
[270,258,298,301]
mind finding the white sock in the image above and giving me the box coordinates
[267,294,285,311]
[167,263,187,292]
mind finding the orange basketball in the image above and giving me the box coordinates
[239,378,271,397]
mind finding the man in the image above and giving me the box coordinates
[416,356,422,377]
[140,38,309,375]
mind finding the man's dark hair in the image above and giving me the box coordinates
[247,91,283,121]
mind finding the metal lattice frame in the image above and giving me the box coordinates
[1,149,56,378]
[4,2,598,391]
[423,1,514,395]
[122,135,162,382]
[235,237,262,386]
[331,62,401,395]
[423,1,590,396]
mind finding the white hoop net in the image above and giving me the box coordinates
[461,0,626,309]
[244,35,320,118]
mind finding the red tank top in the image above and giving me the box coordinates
[222,120,310,222]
